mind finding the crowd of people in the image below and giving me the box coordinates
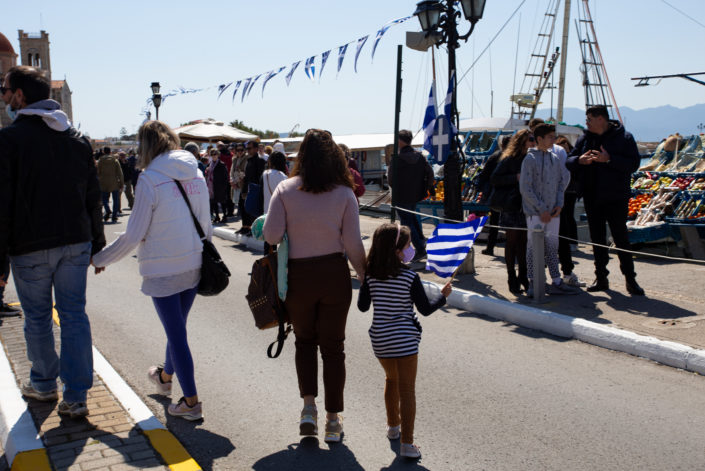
[0,64,645,461]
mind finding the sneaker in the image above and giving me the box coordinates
[0,303,21,316]
[57,401,89,419]
[324,416,343,443]
[167,397,203,421]
[21,381,58,402]
[147,366,172,396]
[299,405,318,436]
[563,273,586,287]
[400,443,422,459]
[547,280,581,295]
[481,248,494,256]
[387,425,400,440]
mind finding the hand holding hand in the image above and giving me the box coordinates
[593,145,610,163]
[441,281,452,298]
[90,258,105,275]
[578,151,594,165]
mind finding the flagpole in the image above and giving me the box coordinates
[391,44,403,223]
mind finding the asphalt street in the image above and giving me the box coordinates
[4,216,705,470]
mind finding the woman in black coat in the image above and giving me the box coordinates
[490,129,534,294]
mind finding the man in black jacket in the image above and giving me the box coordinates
[0,66,106,417]
[239,140,265,235]
[566,105,644,295]
[389,130,435,260]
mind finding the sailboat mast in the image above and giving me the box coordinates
[557,0,571,122]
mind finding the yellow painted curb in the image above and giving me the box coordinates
[10,449,51,471]
[143,429,202,471]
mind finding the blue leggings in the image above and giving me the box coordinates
[152,287,198,397]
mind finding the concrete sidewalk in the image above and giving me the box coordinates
[0,312,192,471]
[218,209,705,353]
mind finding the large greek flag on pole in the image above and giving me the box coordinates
[425,217,488,277]
[422,81,437,158]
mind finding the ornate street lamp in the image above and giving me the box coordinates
[414,0,486,222]
[150,82,161,121]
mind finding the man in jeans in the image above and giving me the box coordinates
[0,66,106,418]
[389,130,435,260]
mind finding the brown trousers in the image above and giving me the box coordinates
[378,354,418,444]
[285,253,351,413]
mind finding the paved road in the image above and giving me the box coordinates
[6,216,704,470]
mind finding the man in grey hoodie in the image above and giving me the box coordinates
[519,123,580,295]
[0,66,105,418]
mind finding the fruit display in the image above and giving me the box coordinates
[628,193,652,219]
[665,176,694,190]
[632,189,679,226]
[631,175,672,190]
[671,195,704,220]
[688,177,705,190]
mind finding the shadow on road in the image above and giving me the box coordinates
[252,437,364,471]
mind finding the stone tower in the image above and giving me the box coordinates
[18,29,51,81]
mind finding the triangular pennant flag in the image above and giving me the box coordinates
[304,56,316,81]
[217,82,232,100]
[231,80,242,103]
[319,50,331,81]
[354,35,369,73]
[262,66,286,97]
[286,61,301,86]
[246,74,262,97]
[371,16,411,62]
[240,77,252,102]
[337,44,349,76]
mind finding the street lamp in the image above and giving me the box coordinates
[150,82,161,121]
[414,0,485,222]
[698,123,704,134]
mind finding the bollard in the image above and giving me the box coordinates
[531,224,546,303]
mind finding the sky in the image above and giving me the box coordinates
[2,0,704,140]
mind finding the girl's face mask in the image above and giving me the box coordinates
[401,245,415,263]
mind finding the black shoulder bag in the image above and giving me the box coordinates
[173,180,231,296]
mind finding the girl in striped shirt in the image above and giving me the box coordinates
[358,223,451,459]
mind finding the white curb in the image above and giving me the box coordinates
[421,280,705,376]
[0,340,45,466]
[91,346,164,432]
[213,227,264,252]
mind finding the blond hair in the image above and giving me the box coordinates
[137,120,180,169]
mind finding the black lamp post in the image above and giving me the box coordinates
[414,0,486,222]
[150,82,162,121]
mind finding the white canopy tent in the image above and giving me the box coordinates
[173,119,259,143]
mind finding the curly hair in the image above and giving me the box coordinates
[366,223,411,280]
[291,129,354,193]
[501,129,533,161]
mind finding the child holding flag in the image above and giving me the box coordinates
[358,223,451,459]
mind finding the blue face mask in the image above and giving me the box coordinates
[401,245,416,263]
[5,104,17,121]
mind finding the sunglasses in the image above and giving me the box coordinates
[0,86,11,94]
[528,136,536,142]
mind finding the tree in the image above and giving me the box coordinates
[229,120,280,139]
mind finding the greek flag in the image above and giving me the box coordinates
[444,71,458,135]
[426,217,488,277]
[422,81,437,158]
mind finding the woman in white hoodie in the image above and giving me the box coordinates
[92,121,211,421]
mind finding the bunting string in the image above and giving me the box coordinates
[140,14,411,116]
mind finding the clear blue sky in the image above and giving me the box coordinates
[3,0,704,139]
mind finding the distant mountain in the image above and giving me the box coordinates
[534,104,705,142]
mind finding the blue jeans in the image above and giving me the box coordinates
[10,242,93,402]
[102,190,121,217]
[396,202,426,254]
[152,287,199,397]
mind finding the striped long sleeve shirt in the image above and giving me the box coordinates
[358,268,446,358]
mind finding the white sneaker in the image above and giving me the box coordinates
[400,443,422,459]
[387,425,400,440]
[147,366,172,396]
[563,272,586,287]
[548,280,581,295]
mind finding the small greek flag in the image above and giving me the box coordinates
[422,81,437,158]
[426,217,488,277]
